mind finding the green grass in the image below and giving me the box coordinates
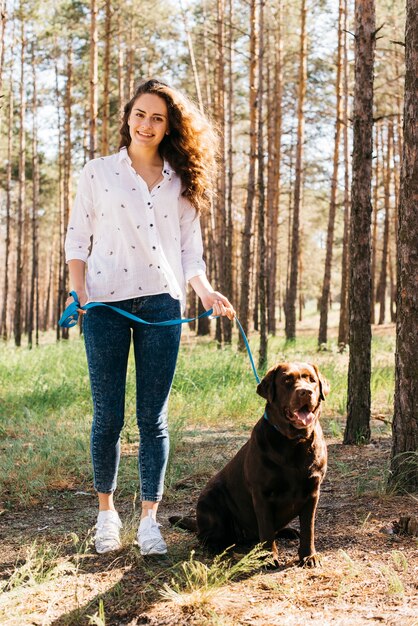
[0,328,395,506]
[160,544,271,608]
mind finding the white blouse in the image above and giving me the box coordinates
[65,147,206,309]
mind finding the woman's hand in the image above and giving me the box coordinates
[65,290,88,315]
[189,275,235,321]
[200,291,235,321]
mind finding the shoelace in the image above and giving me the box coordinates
[139,518,165,544]
[96,519,121,541]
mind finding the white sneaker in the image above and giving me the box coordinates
[94,510,122,554]
[137,511,167,555]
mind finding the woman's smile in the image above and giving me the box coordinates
[128,93,169,148]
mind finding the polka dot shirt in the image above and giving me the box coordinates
[65,147,206,310]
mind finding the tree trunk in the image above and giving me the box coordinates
[1,34,13,341]
[28,44,39,349]
[267,0,283,336]
[377,121,392,325]
[125,17,134,100]
[54,51,64,338]
[225,0,234,335]
[298,244,304,322]
[202,0,212,110]
[344,0,376,445]
[89,0,98,160]
[117,15,124,116]
[101,0,112,155]
[257,0,267,369]
[285,0,307,341]
[14,18,25,347]
[238,0,257,351]
[0,0,6,124]
[390,0,418,492]
[338,0,350,348]
[58,42,72,340]
[318,0,344,347]
[181,0,204,112]
[370,122,380,324]
[214,0,232,344]
[388,243,396,323]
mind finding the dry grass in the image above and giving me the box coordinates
[1,324,417,625]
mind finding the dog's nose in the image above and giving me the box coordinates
[298,387,313,399]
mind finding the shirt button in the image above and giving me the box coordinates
[150,224,153,227]
[152,246,156,250]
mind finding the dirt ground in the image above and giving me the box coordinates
[0,431,417,626]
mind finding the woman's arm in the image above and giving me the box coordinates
[66,260,88,311]
[189,274,235,320]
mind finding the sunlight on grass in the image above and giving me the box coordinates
[160,544,270,608]
[0,328,396,505]
[0,541,75,593]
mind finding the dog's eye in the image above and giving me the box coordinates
[309,376,315,383]
[285,377,294,386]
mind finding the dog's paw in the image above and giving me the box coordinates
[298,553,322,568]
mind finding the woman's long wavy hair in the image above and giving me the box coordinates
[119,79,218,213]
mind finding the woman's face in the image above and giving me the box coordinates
[127,93,169,150]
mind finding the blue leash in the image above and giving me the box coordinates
[59,291,261,384]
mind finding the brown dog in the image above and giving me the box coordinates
[170,362,329,567]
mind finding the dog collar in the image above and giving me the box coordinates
[263,410,281,432]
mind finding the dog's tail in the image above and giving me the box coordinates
[169,515,198,533]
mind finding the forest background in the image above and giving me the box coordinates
[0,0,406,354]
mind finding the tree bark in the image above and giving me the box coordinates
[28,44,39,349]
[390,0,418,492]
[181,0,204,112]
[58,42,72,340]
[377,121,392,325]
[370,122,380,324]
[101,0,112,155]
[214,0,232,344]
[54,51,64,338]
[338,0,350,348]
[0,0,6,125]
[318,0,344,347]
[257,0,267,369]
[1,31,13,341]
[89,0,98,160]
[344,0,376,445]
[285,0,307,341]
[225,0,234,333]
[14,18,25,347]
[238,0,257,351]
[267,0,283,336]
[117,15,124,116]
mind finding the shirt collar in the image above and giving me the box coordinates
[118,147,174,178]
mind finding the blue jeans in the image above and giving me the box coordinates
[83,294,181,501]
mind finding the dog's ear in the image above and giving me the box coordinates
[257,364,283,403]
[311,364,330,401]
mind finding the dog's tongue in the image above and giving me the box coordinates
[294,407,315,426]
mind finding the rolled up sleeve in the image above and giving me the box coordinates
[65,164,94,263]
[179,195,206,282]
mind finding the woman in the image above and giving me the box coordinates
[65,79,235,556]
